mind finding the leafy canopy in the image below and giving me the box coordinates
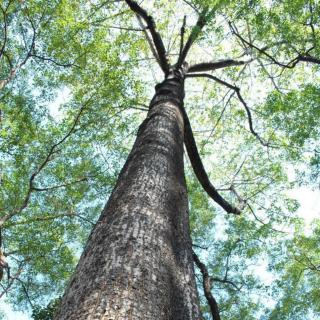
[0,0,319,319]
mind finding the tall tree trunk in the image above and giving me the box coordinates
[55,70,201,320]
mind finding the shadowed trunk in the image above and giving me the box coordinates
[54,70,201,320]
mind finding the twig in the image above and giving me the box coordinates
[211,276,241,291]
[31,54,79,68]
[177,8,208,68]
[181,0,200,14]
[32,177,88,192]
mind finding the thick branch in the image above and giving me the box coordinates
[299,54,320,65]
[186,73,268,147]
[182,107,241,214]
[188,59,251,73]
[193,251,221,320]
[125,0,169,74]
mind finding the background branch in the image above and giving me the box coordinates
[193,251,221,320]
[186,73,269,147]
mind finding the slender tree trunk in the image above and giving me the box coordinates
[55,70,201,319]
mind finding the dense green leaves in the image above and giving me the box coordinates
[0,0,319,318]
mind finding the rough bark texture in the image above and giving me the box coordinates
[55,72,201,319]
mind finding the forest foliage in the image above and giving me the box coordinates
[0,0,319,319]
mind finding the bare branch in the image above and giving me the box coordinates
[211,276,241,291]
[177,8,208,68]
[32,177,88,192]
[186,73,269,147]
[124,0,169,74]
[136,15,161,66]
[31,54,79,68]
[193,251,221,320]
[229,21,319,68]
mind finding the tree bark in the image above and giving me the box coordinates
[55,71,201,319]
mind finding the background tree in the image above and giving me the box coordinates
[0,0,319,319]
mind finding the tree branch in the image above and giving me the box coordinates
[211,276,241,291]
[32,177,88,192]
[16,278,34,308]
[229,21,319,68]
[31,54,79,68]
[193,251,221,320]
[181,0,200,14]
[0,97,92,227]
[7,212,76,226]
[0,263,24,299]
[124,0,169,74]
[186,73,269,147]
[0,15,36,90]
[188,59,251,73]
[298,54,320,65]
[177,8,208,68]
[136,14,161,67]
[0,2,11,60]
[182,107,241,214]
[179,16,187,58]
